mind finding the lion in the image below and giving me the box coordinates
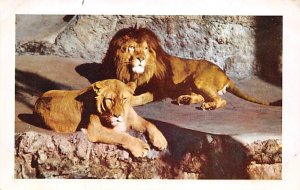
[33,79,167,157]
[102,27,281,110]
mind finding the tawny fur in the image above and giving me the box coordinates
[34,79,167,157]
[103,27,281,110]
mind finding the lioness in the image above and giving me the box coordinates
[34,79,167,157]
[103,27,281,110]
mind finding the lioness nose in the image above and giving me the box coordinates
[113,114,120,117]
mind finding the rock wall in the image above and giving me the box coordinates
[16,15,282,82]
[15,128,282,179]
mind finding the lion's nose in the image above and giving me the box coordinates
[136,57,144,62]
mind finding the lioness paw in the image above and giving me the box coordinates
[149,131,168,150]
[81,128,88,135]
[129,140,150,158]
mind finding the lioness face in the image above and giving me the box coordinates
[117,40,154,75]
[92,80,136,132]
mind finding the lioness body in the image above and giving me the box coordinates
[34,89,82,132]
[103,27,279,110]
[34,79,167,157]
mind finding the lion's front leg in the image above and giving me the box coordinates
[82,115,150,157]
[130,92,154,106]
[199,89,227,110]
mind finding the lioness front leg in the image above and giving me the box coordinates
[129,108,167,150]
[146,123,168,150]
[177,92,204,105]
[130,92,154,106]
[83,116,150,157]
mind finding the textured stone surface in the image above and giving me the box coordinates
[55,15,257,78]
[16,15,73,43]
[247,163,282,179]
[246,139,282,164]
[14,130,281,179]
[15,15,282,82]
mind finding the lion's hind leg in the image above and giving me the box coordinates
[177,92,204,105]
[199,88,227,110]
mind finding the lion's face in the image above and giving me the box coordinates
[105,28,166,86]
[91,79,136,132]
[115,39,157,84]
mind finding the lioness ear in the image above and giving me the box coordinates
[92,82,103,94]
[127,82,137,94]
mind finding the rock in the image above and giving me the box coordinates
[14,129,282,179]
[247,163,282,179]
[246,139,282,164]
[15,15,282,82]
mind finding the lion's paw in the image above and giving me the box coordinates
[200,102,216,110]
[177,95,192,105]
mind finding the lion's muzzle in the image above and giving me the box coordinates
[132,59,146,74]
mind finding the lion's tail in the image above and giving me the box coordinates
[227,80,282,106]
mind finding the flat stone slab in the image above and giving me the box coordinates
[15,55,282,179]
[15,55,282,142]
[16,15,74,43]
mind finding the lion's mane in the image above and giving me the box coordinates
[103,27,170,88]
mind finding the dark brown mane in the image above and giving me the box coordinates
[102,27,170,85]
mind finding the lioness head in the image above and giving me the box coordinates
[88,79,136,132]
[105,28,167,86]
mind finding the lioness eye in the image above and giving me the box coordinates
[105,98,112,103]
[122,98,127,103]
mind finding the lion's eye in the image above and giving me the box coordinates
[122,97,128,102]
[128,46,135,51]
[144,46,148,50]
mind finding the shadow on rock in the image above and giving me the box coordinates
[255,16,282,87]
[18,113,41,128]
[75,63,112,84]
[16,110,251,178]
[147,118,251,179]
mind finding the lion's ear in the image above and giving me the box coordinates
[126,82,137,94]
